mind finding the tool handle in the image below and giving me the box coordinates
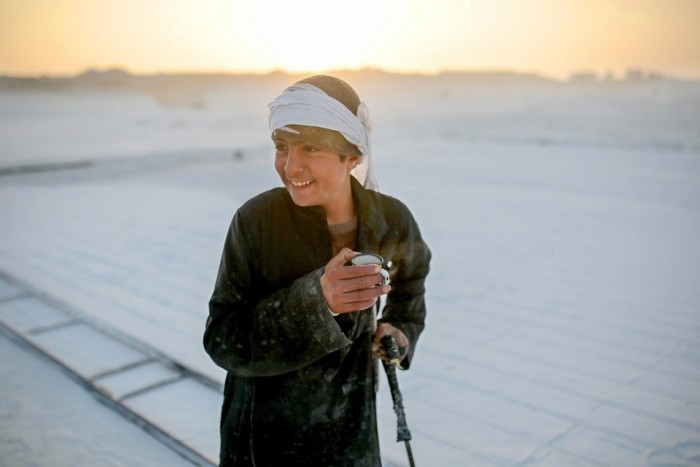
[381,335,412,442]
[380,335,401,366]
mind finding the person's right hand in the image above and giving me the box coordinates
[320,248,391,314]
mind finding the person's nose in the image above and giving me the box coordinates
[285,146,303,175]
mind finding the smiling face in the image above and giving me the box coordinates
[274,132,360,224]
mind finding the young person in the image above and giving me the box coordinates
[204,75,431,466]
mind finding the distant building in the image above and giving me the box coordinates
[603,70,617,82]
[569,71,598,84]
[625,68,646,81]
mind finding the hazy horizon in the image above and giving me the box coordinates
[1,64,692,82]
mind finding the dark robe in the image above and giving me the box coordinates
[204,177,431,466]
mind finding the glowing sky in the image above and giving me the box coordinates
[2,0,699,78]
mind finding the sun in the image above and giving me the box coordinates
[255,0,379,72]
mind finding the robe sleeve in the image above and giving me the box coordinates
[203,211,351,377]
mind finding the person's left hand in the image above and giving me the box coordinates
[372,323,409,364]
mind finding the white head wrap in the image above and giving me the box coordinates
[268,83,378,191]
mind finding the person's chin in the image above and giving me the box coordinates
[286,188,314,207]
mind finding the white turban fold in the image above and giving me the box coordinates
[268,83,378,191]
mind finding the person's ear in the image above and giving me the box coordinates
[347,155,361,171]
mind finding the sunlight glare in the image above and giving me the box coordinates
[255,0,379,72]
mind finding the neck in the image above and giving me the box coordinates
[324,183,355,225]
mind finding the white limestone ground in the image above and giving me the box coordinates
[1,75,699,465]
[0,327,200,467]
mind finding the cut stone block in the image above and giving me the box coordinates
[0,297,73,333]
[28,323,148,379]
[94,361,181,400]
[124,378,222,464]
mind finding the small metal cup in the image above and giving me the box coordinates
[351,253,390,286]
